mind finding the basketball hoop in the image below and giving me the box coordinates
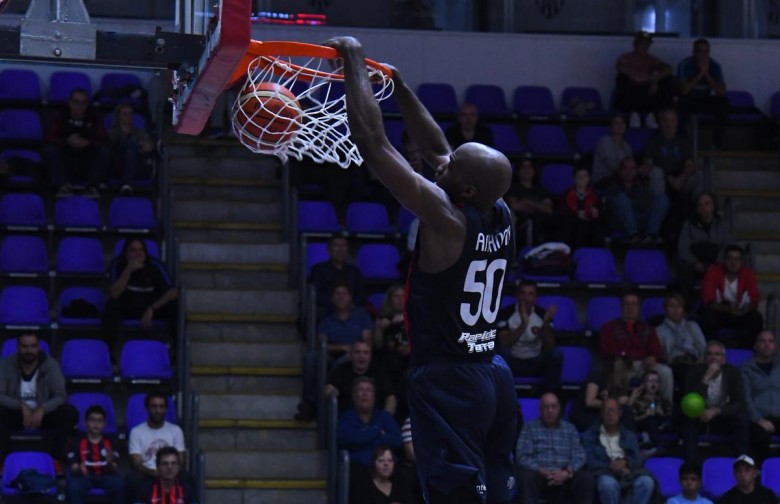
[228,41,394,169]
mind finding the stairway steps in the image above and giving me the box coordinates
[187,313,297,324]
[175,221,282,231]
[199,393,298,420]
[191,341,301,367]
[186,289,298,316]
[180,268,289,290]
[175,200,281,223]
[199,424,315,450]
[714,169,780,191]
[187,321,299,342]
[192,374,301,394]
[179,242,289,264]
[206,479,326,490]
[192,366,301,376]
[735,212,780,235]
[204,487,326,504]
[205,450,326,479]
[176,228,284,244]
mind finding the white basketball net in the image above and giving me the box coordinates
[231,53,394,169]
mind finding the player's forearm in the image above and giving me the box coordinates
[392,78,450,163]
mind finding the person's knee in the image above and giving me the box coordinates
[633,475,654,493]
[597,475,620,495]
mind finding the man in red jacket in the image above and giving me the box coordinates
[699,244,763,347]
[599,292,673,403]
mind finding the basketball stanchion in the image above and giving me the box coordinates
[227,41,394,168]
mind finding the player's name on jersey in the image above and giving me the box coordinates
[474,225,512,253]
[458,329,496,353]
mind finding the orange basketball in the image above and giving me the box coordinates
[236,82,302,147]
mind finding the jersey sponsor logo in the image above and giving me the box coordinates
[474,225,512,253]
[458,329,496,353]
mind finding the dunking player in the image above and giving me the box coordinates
[326,37,517,504]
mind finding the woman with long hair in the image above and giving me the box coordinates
[351,446,412,504]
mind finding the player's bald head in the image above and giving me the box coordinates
[454,143,512,208]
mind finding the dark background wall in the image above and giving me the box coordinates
[3,0,174,18]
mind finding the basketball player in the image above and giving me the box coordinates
[326,36,517,504]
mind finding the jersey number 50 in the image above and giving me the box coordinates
[460,259,507,326]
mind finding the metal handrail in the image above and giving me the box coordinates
[196,450,206,504]
[187,391,200,473]
[306,284,317,351]
[290,191,301,291]
[326,394,338,504]
[767,291,778,335]
[336,450,350,504]
[316,335,327,449]
[177,287,190,421]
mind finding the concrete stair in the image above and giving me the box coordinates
[169,140,325,504]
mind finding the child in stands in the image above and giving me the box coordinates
[667,462,712,504]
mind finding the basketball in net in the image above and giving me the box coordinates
[234,82,303,148]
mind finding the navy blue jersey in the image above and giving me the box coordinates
[406,199,514,365]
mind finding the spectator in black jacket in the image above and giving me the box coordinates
[716,455,777,504]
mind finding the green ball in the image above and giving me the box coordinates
[681,392,706,418]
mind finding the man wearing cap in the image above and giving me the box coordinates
[715,454,777,504]
[614,31,675,129]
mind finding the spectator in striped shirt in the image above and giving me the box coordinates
[65,405,124,504]
[516,393,594,504]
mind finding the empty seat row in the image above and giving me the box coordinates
[0,68,145,107]
[0,194,158,231]
[298,200,412,238]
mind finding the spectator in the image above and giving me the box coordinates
[296,282,374,421]
[351,445,414,504]
[582,398,656,504]
[606,157,670,246]
[325,340,397,415]
[656,292,707,385]
[504,159,554,245]
[391,0,435,30]
[65,405,124,504]
[715,455,778,504]
[0,332,78,466]
[741,330,780,462]
[444,102,493,149]
[667,462,712,504]
[592,114,634,191]
[107,103,156,195]
[44,87,110,198]
[614,31,675,128]
[676,38,728,148]
[400,417,425,504]
[571,357,636,433]
[127,392,186,499]
[682,340,749,463]
[599,292,674,404]
[516,393,594,504]
[699,244,763,345]
[644,108,700,198]
[559,164,604,248]
[373,283,410,387]
[628,370,672,454]
[497,281,563,393]
[137,446,196,504]
[103,238,178,349]
[308,236,365,320]
[337,377,403,468]
[677,192,735,308]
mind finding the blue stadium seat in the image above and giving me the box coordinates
[417,83,459,116]
[97,72,144,107]
[61,339,113,382]
[49,70,92,105]
[397,207,417,235]
[0,149,41,185]
[2,338,51,357]
[109,197,157,231]
[346,202,395,236]
[540,163,574,196]
[645,457,684,498]
[725,348,753,367]
[0,109,43,142]
[103,110,146,131]
[54,196,102,230]
[0,69,43,104]
[762,458,780,497]
[298,200,342,235]
[489,124,524,156]
[0,235,48,275]
[526,125,572,156]
[586,296,621,332]
[2,451,57,498]
[624,128,653,158]
[517,398,540,423]
[574,125,609,156]
[560,86,607,119]
[641,296,666,322]
[357,244,401,281]
[725,90,765,122]
[536,295,584,333]
[56,237,105,276]
[68,392,119,435]
[517,245,571,285]
[0,286,50,328]
[0,193,46,229]
[624,249,670,287]
[120,340,173,382]
[770,92,780,120]
[464,84,511,118]
[513,86,558,119]
[573,247,622,285]
[384,120,406,151]
[559,346,593,388]
[58,286,105,327]
[702,457,736,500]
[305,242,329,278]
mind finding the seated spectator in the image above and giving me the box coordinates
[592,114,634,191]
[497,281,563,393]
[127,392,186,500]
[677,192,735,308]
[644,108,700,198]
[516,393,594,504]
[656,292,707,384]
[676,38,728,149]
[444,102,493,149]
[741,330,780,463]
[667,462,712,504]
[558,164,604,248]
[571,357,636,433]
[103,238,178,348]
[108,103,156,195]
[337,377,402,468]
[137,446,196,504]
[614,31,675,129]
[66,405,124,504]
[599,292,674,403]
[44,87,110,198]
[399,417,424,504]
[297,282,374,421]
[628,370,672,454]
[682,340,749,463]
[699,244,763,345]
[0,332,79,466]
[715,455,778,504]
[606,157,670,246]
[351,445,414,504]
[308,236,365,321]
[325,341,397,416]
[582,398,656,504]
[504,159,555,245]
[373,283,410,387]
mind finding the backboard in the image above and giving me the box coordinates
[171,0,252,135]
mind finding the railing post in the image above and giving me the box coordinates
[306,284,317,351]
[326,394,338,504]
[196,450,206,504]
[316,336,327,449]
[336,450,350,504]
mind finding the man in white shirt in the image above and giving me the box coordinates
[497,281,563,392]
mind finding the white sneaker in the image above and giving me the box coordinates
[645,114,658,129]
[629,112,641,129]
